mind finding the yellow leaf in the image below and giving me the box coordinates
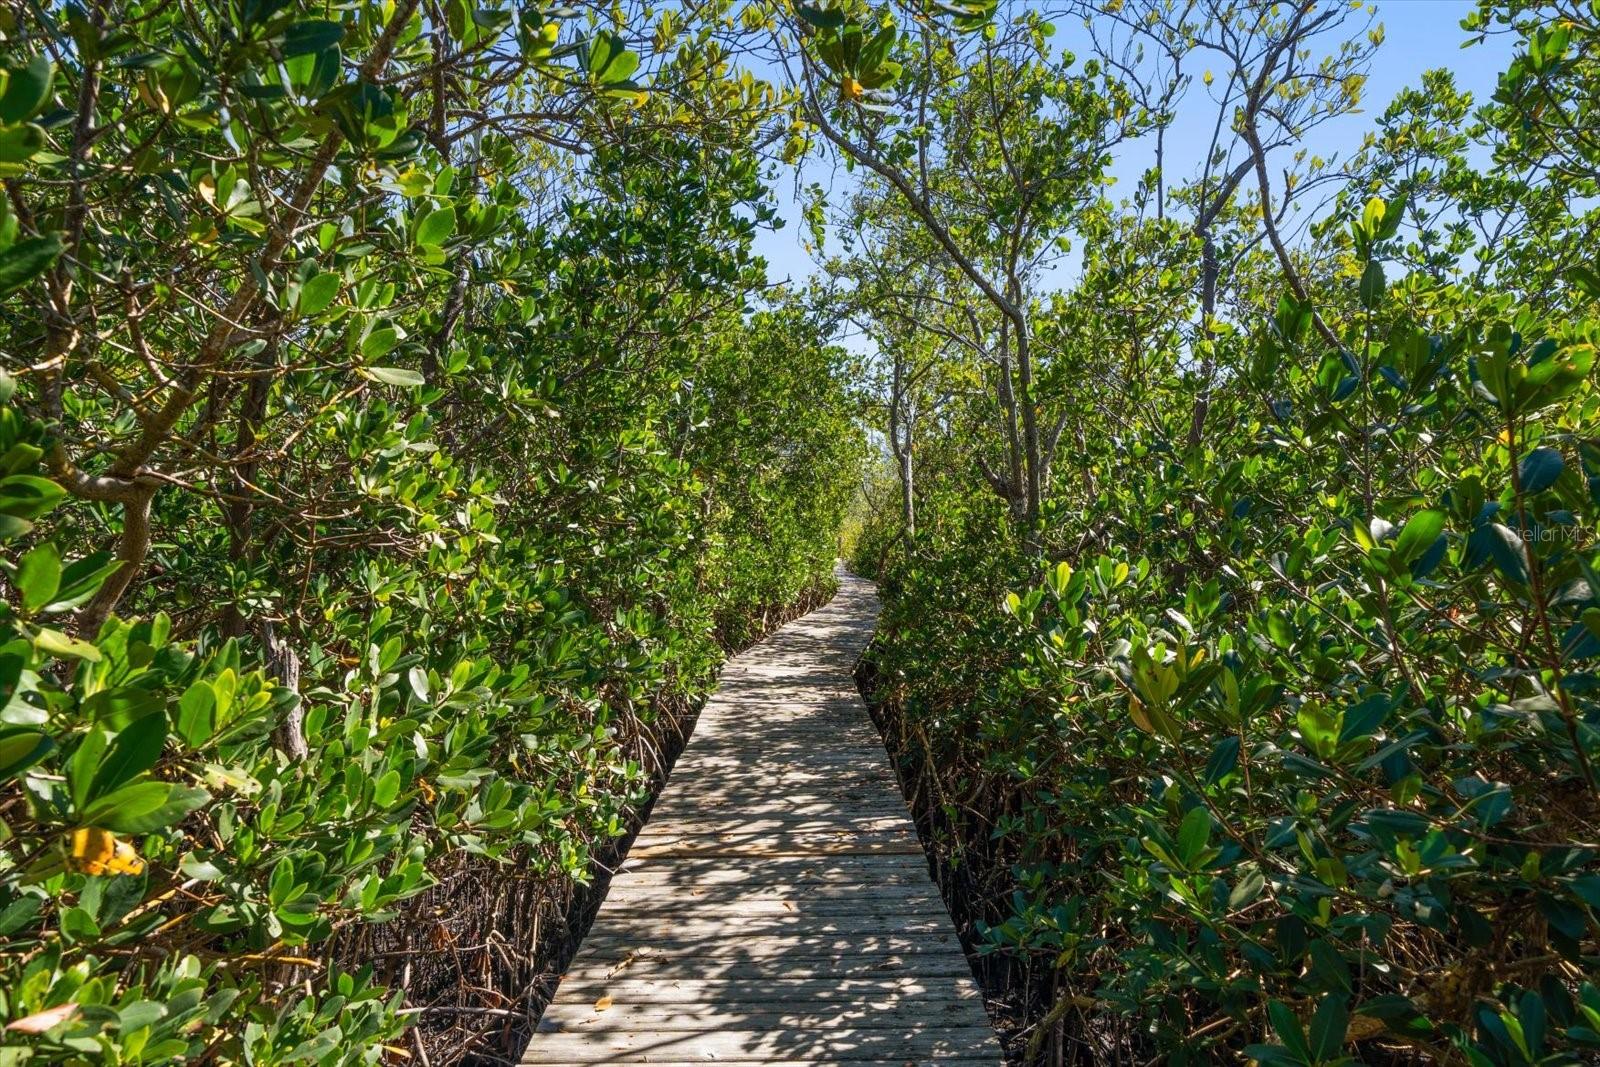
[594,995,613,1011]
[137,81,168,114]
[1129,695,1154,734]
[69,827,145,876]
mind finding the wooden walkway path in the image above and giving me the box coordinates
[523,571,1001,1065]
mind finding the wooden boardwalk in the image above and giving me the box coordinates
[523,571,1002,1065]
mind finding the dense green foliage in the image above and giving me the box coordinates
[5,0,1599,1062]
[0,1,859,1061]
[833,0,1600,1063]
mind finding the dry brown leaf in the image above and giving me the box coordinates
[6,1003,79,1033]
[594,995,613,1012]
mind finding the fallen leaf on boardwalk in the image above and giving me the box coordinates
[606,948,647,978]
[6,1003,79,1033]
[594,995,613,1012]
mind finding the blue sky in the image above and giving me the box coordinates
[751,0,1516,287]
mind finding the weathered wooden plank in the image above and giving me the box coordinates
[605,869,937,889]
[537,1005,992,1033]
[613,854,933,873]
[574,930,964,957]
[597,891,947,914]
[525,1062,997,1067]
[576,916,953,940]
[649,788,903,807]
[646,798,910,817]
[643,808,914,824]
[559,955,978,983]
[626,844,926,859]
[521,1025,999,1061]
[599,888,944,905]
[627,836,926,857]
[550,977,983,1004]
[664,766,895,782]
[520,571,1000,1064]
[633,819,921,831]
[605,870,938,890]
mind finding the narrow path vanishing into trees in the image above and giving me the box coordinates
[522,569,1002,1065]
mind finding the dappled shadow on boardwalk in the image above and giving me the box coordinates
[518,572,1002,1065]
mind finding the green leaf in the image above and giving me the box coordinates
[362,366,425,388]
[1268,1000,1312,1061]
[0,473,67,520]
[1393,510,1444,564]
[89,713,169,800]
[1374,195,1407,242]
[1176,806,1211,867]
[15,542,61,615]
[1487,524,1530,584]
[59,906,99,942]
[600,78,645,100]
[1308,939,1353,994]
[858,61,903,90]
[0,56,54,123]
[863,25,896,67]
[414,206,456,248]
[82,686,163,728]
[1229,866,1266,909]
[282,20,344,57]
[180,854,225,881]
[1357,995,1432,1037]
[176,682,216,746]
[1203,735,1240,785]
[361,328,399,360]
[1360,197,1386,239]
[1297,702,1339,758]
[296,272,341,316]
[0,729,52,780]
[68,729,107,809]
[1308,995,1349,1061]
[44,553,122,614]
[32,626,102,662]
[0,122,45,164]
[1518,447,1563,494]
[586,31,641,85]
[372,769,401,807]
[0,893,40,936]
[796,4,846,29]
[1569,263,1600,298]
[81,781,209,834]
[0,234,63,296]
[1359,259,1385,309]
